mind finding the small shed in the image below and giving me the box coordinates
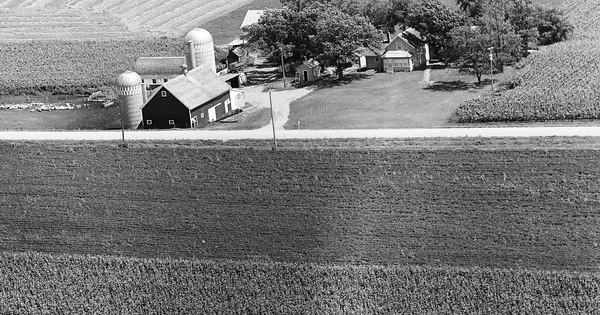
[382,51,413,72]
[296,59,320,84]
[142,65,233,129]
[226,47,248,72]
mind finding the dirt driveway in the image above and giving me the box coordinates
[243,85,312,130]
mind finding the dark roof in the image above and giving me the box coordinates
[399,28,427,49]
[147,65,231,111]
[134,57,186,78]
[228,47,246,58]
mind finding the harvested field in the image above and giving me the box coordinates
[0,0,255,39]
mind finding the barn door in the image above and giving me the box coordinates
[303,70,308,83]
[208,106,217,122]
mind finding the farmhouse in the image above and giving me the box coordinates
[295,59,320,84]
[358,28,430,72]
[142,65,237,129]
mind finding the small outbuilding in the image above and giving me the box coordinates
[142,65,234,129]
[295,59,320,84]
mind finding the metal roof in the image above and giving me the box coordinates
[154,65,231,111]
[241,10,264,29]
[134,57,186,78]
[116,70,142,87]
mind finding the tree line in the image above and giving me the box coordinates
[242,0,573,82]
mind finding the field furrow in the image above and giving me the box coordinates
[0,140,598,271]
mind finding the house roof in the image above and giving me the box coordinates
[228,47,246,58]
[150,65,231,111]
[382,51,412,59]
[134,57,186,78]
[241,10,264,29]
[398,28,427,49]
[299,59,319,69]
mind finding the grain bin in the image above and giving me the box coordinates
[116,71,144,129]
[184,28,216,73]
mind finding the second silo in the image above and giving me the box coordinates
[116,71,144,129]
[184,28,216,73]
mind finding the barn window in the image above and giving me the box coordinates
[152,79,157,84]
[164,79,168,82]
[374,56,380,62]
[168,120,175,125]
[200,113,205,119]
[146,120,152,125]
[161,91,167,97]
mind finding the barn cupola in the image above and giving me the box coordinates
[184,28,216,73]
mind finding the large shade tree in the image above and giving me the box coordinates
[243,2,380,80]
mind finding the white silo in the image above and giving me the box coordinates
[116,71,144,129]
[184,28,216,73]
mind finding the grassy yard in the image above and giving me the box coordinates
[285,69,508,129]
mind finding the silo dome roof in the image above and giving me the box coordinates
[184,28,213,44]
[116,71,142,87]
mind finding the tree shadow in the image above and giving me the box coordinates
[309,72,372,90]
[424,80,486,92]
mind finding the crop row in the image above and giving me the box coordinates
[0,251,597,314]
[0,39,183,95]
[0,141,598,271]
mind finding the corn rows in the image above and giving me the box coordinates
[0,38,183,95]
[0,251,597,314]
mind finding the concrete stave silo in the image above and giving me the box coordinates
[116,71,144,129]
[184,28,216,73]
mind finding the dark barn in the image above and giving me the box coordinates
[142,65,232,129]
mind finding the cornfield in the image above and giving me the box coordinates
[0,39,183,95]
[455,0,600,123]
[0,251,597,314]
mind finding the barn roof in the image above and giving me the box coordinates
[152,65,231,111]
[382,51,412,59]
[241,10,265,29]
[134,57,186,78]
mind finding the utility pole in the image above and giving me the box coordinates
[119,102,125,145]
[268,90,278,150]
[280,47,286,88]
[488,47,494,91]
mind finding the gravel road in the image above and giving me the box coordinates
[1,127,600,141]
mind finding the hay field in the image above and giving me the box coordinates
[0,0,255,40]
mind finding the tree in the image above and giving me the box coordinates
[244,3,380,80]
[312,4,380,79]
[447,24,522,85]
[401,0,465,59]
[242,7,317,65]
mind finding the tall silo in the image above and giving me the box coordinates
[116,71,144,129]
[184,28,216,73]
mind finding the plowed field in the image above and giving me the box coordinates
[0,139,598,271]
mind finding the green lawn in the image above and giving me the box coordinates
[286,69,504,129]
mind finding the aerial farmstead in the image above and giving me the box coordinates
[117,28,245,129]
